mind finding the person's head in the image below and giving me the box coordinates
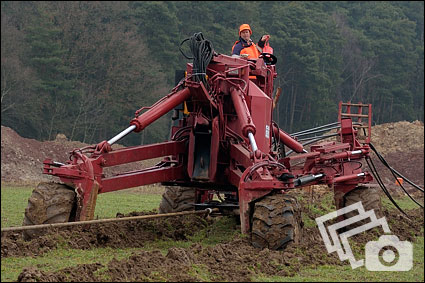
[239,24,252,42]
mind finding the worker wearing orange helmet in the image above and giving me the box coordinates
[232,24,270,59]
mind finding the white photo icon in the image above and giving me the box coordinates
[315,201,413,271]
[365,235,413,271]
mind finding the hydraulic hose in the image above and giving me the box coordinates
[179,32,214,88]
[369,142,423,208]
[369,142,424,193]
[366,156,409,218]
[272,125,305,153]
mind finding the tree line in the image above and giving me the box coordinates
[1,1,423,145]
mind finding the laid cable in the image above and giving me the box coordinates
[369,142,423,208]
[366,157,409,218]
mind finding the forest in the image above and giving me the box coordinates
[1,1,424,146]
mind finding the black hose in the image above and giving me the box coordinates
[369,142,424,208]
[297,133,340,142]
[292,125,342,138]
[366,157,410,218]
[369,142,424,193]
[179,32,214,88]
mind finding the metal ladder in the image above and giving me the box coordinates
[338,102,372,144]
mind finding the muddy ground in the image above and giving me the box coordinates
[1,191,423,282]
[1,121,424,281]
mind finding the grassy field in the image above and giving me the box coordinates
[1,184,163,228]
[1,184,424,282]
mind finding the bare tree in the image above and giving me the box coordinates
[333,12,382,103]
[1,12,37,132]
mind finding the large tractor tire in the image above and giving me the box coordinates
[342,185,383,231]
[251,193,303,250]
[22,182,76,240]
[343,185,383,218]
[158,186,196,214]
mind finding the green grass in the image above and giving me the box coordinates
[382,194,423,211]
[188,264,212,281]
[1,185,33,228]
[1,185,162,228]
[94,191,161,219]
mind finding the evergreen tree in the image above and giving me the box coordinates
[24,8,76,140]
[1,1,423,145]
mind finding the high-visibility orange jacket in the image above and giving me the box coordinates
[232,37,262,59]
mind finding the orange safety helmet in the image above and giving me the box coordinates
[239,24,252,36]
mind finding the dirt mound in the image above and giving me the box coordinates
[370,120,424,156]
[1,126,156,185]
[16,235,334,282]
[1,126,83,184]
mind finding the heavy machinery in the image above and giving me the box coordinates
[21,33,422,249]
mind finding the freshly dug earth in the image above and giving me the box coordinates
[2,212,211,258]
[0,126,156,185]
[368,120,424,189]
[2,191,423,282]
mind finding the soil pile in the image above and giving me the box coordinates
[367,121,424,188]
[1,126,155,185]
[370,120,424,156]
[1,211,210,258]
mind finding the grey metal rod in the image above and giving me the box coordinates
[290,122,340,136]
[1,208,216,233]
[107,125,137,145]
[297,133,340,142]
[293,125,341,138]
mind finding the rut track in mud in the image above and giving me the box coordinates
[2,192,423,282]
[2,211,211,258]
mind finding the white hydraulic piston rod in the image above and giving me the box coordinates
[247,131,258,152]
[107,125,137,146]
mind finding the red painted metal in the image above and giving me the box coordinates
[230,88,256,137]
[101,141,186,167]
[249,81,273,152]
[101,165,185,193]
[42,50,374,234]
[130,87,191,132]
[272,125,304,153]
